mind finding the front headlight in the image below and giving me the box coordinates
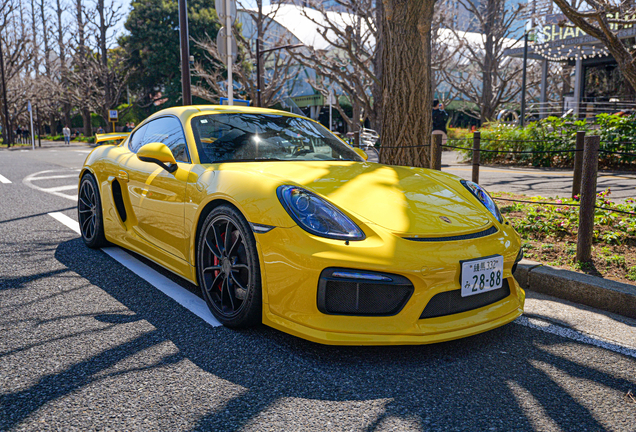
[460,180,503,223]
[277,185,365,241]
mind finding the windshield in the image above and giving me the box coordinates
[191,113,363,163]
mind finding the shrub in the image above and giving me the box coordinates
[454,114,636,168]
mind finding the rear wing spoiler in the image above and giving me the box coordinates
[95,132,130,144]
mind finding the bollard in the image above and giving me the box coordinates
[576,135,600,263]
[354,130,360,148]
[572,131,585,198]
[430,133,442,170]
[472,131,481,183]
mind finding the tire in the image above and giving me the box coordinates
[78,173,108,248]
[197,205,262,328]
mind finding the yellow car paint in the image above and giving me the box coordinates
[81,105,525,345]
[136,142,178,164]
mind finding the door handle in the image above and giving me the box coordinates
[118,170,129,182]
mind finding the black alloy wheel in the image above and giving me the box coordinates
[197,205,262,328]
[78,174,107,248]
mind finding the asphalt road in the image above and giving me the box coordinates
[1,143,636,431]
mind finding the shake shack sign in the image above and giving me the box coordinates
[538,13,636,43]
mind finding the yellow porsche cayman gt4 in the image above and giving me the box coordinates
[79,105,524,345]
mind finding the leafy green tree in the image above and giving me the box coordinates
[120,0,220,110]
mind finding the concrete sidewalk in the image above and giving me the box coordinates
[0,140,95,150]
[441,150,636,201]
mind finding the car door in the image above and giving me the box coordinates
[120,116,192,262]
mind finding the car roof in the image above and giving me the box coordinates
[147,105,304,120]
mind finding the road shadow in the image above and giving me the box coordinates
[2,238,635,430]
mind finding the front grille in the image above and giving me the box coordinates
[419,279,511,319]
[317,268,413,316]
[404,226,498,242]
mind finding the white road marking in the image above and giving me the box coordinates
[29,174,80,181]
[48,212,221,327]
[0,173,11,184]
[514,315,636,359]
[23,169,80,201]
[47,185,78,192]
[49,211,81,233]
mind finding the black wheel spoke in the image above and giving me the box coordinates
[212,224,224,255]
[207,272,224,293]
[230,273,247,291]
[204,237,222,260]
[79,197,91,208]
[88,218,95,238]
[232,263,249,270]
[224,277,235,310]
[78,208,92,214]
[228,232,241,257]
[202,265,221,273]
[224,221,233,253]
[81,213,92,233]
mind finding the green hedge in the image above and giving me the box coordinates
[454,114,636,168]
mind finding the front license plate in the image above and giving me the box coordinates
[460,255,504,297]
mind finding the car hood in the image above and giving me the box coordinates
[238,161,493,236]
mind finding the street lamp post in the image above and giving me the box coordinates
[178,0,192,106]
[256,0,263,107]
[520,32,529,127]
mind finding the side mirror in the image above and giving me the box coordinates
[137,142,178,173]
[353,147,368,161]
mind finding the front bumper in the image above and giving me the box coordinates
[256,222,525,346]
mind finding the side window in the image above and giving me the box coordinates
[128,124,148,153]
[141,117,189,163]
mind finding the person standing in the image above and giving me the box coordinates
[432,99,449,145]
[62,125,71,145]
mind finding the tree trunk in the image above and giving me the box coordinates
[480,0,497,124]
[49,114,59,136]
[379,0,435,168]
[82,108,92,137]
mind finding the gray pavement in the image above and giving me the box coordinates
[442,151,636,200]
[366,147,636,200]
[1,145,636,431]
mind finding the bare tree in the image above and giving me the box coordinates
[551,0,636,92]
[86,0,127,131]
[192,2,299,108]
[68,0,95,136]
[0,0,34,146]
[290,0,380,133]
[439,0,529,123]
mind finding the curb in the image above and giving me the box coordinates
[513,259,636,319]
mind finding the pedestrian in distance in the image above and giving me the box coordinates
[432,99,449,145]
[62,125,71,145]
[15,125,22,144]
[123,122,130,132]
[96,126,104,134]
